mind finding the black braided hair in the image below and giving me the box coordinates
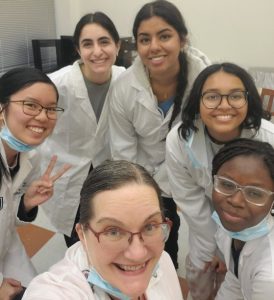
[212,138,274,182]
[168,51,188,130]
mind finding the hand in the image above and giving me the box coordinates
[23,155,71,212]
[203,256,227,274]
[0,278,23,300]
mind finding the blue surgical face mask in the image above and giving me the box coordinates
[0,125,36,152]
[87,267,130,300]
[212,210,273,242]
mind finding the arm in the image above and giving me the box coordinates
[166,129,217,268]
[108,85,138,162]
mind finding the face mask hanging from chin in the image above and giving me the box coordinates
[212,210,273,242]
[0,108,37,153]
[82,227,130,300]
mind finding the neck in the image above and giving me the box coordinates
[2,140,18,166]
[81,64,111,84]
[206,127,241,144]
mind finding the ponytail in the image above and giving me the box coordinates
[168,51,188,130]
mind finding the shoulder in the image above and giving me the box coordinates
[167,122,182,145]
[23,243,92,299]
[186,47,210,76]
[111,65,126,80]
[255,119,274,146]
[49,61,82,86]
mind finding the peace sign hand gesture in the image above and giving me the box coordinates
[23,155,71,212]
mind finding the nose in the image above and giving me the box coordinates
[92,43,102,56]
[217,95,232,109]
[34,108,49,121]
[124,234,148,261]
[227,189,245,208]
[150,37,160,52]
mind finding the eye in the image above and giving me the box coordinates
[143,223,160,235]
[245,188,264,200]
[24,101,39,110]
[229,92,244,100]
[219,178,236,191]
[159,34,171,41]
[204,93,220,101]
[103,227,126,239]
[138,37,150,45]
[99,38,111,46]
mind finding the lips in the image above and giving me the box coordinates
[214,115,234,121]
[222,209,243,223]
[28,126,45,134]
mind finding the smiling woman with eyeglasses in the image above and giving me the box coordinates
[0,67,70,300]
[22,160,183,300]
[166,62,274,299]
[211,138,274,299]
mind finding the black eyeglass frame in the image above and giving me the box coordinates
[8,100,64,120]
[201,90,248,109]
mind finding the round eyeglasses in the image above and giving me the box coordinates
[86,219,172,250]
[9,100,64,120]
[201,91,248,109]
[213,175,274,206]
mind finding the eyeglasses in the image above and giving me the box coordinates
[86,219,172,250]
[9,100,64,120]
[201,91,248,109]
[213,175,274,206]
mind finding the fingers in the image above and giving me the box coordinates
[6,278,21,287]
[42,155,58,179]
[50,163,71,182]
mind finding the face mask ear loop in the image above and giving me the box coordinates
[82,225,93,269]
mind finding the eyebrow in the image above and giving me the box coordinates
[96,211,163,226]
[203,88,245,93]
[138,28,173,38]
[23,97,57,106]
[80,36,111,44]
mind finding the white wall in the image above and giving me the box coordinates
[54,0,274,68]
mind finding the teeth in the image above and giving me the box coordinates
[92,59,106,64]
[216,115,233,121]
[150,56,164,61]
[118,263,146,271]
[29,127,44,133]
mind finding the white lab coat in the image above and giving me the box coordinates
[166,118,274,269]
[0,140,39,287]
[215,215,274,300]
[22,242,183,300]
[39,61,125,235]
[109,48,209,196]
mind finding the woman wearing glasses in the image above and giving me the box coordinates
[0,67,69,300]
[166,62,274,299]
[39,12,125,247]
[212,138,274,299]
[23,160,183,300]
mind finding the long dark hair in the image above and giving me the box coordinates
[79,160,164,228]
[133,0,189,130]
[179,62,269,140]
[0,67,58,187]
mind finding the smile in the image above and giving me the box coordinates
[28,126,45,133]
[91,59,107,64]
[115,262,146,272]
[149,55,165,61]
[215,115,234,121]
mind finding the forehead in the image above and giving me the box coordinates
[202,71,245,91]
[10,82,57,104]
[92,183,161,223]
[79,23,113,40]
[137,16,177,35]
[217,155,273,187]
